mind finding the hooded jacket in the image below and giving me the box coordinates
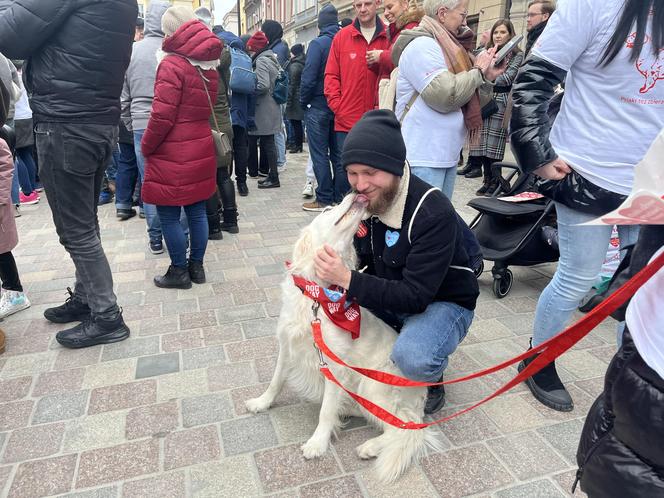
[300,20,339,111]
[286,53,306,121]
[215,28,253,129]
[249,49,282,136]
[141,20,222,207]
[324,18,389,132]
[122,1,170,132]
[0,0,136,125]
[262,20,290,67]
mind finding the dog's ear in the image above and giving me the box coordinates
[292,227,313,264]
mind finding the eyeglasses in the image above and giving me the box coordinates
[441,7,468,19]
[526,12,544,18]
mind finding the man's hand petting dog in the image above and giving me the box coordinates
[314,244,352,289]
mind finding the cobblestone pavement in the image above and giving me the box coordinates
[0,147,614,497]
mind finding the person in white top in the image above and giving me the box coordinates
[510,0,664,413]
[12,61,40,206]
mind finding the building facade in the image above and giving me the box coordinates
[223,5,240,34]
[137,0,214,18]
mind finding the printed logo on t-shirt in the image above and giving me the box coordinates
[626,32,664,94]
[349,52,357,60]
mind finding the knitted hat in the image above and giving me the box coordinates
[318,4,339,29]
[162,6,196,37]
[261,20,283,43]
[246,31,269,52]
[342,110,406,177]
[291,43,304,56]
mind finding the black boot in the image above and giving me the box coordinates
[188,260,206,284]
[219,179,239,233]
[237,182,249,197]
[476,162,494,195]
[424,375,446,414]
[209,229,223,240]
[461,156,482,177]
[154,265,192,289]
[206,193,223,239]
[56,311,130,349]
[518,342,574,412]
[44,287,91,324]
[257,177,280,189]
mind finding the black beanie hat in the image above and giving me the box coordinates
[262,20,283,43]
[318,4,339,29]
[342,110,406,177]
[291,43,304,56]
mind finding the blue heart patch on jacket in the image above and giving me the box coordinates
[385,230,400,247]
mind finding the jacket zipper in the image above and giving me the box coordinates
[573,430,612,493]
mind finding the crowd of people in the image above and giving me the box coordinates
[0,0,662,494]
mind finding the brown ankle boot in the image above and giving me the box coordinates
[0,327,6,354]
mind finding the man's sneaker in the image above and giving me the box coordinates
[237,182,249,196]
[149,240,164,255]
[116,208,136,220]
[277,163,287,173]
[44,288,91,324]
[19,191,40,205]
[139,209,146,219]
[302,201,329,212]
[98,191,113,205]
[188,260,206,284]
[0,290,31,319]
[56,312,130,349]
[518,349,574,412]
[257,171,268,178]
[14,205,20,217]
[424,377,446,415]
[302,180,314,198]
[154,265,192,289]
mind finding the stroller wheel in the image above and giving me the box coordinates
[492,269,513,299]
[473,260,484,278]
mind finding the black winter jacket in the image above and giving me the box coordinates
[348,173,479,313]
[0,0,137,125]
[286,54,305,121]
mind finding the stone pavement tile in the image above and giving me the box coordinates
[226,336,278,362]
[180,310,218,331]
[230,383,300,416]
[241,317,278,339]
[207,362,258,391]
[3,332,51,356]
[224,267,258,281]
[574,377,605,399]
[481,365,529,394]
[217,303,266,324]
[271,403,320,444]
[88,380,156,414]
[255,263,284,277]
[123,471,185,498]
[138,315,179,336]
[157,369,209,402]
[253,274,285,289]
[537,419,585,465]
[422,444,513,496]
[232,289,267,306]
[557,350,609,380]
[63,411,126,453]
[122,303,161,322]
[571,332,606,351]
[299,476,363,498]
[0,400,33,431]
[444,376,494,407]
[497,313,536,336]
[189,455,261,497]
[587,345,618,364]
[552,470,588,497]
[0,377,32,402]
[100,336,160,362]
[32,368,84,397]
[445,349,486,374]
[0,351,54,378]
[8,454,77,498]
[182,345,226,370]
[32,390,88,424]
[254,443,341,494]
[461,339,523,368]
[494,479,567,498]
[197,294,234,311]
[265,300,282,317]
[0,466,11,495]
[482,394,549,433]
[162,331,204,352]
[360,464,438,498]
[177,284,215,299]
[161,298,200,317]
[212,279,258,294]
[486,431,568,480]
[135,353,180,379]
[126,401,179,439]
[464,318,515,345]
[439,405,501,446]
[255,356,277,382]
[182,392,234,427]
[331,426,382,473]
[474,301,513,320]
[498,296,540,314]
[164,425,221,470]
[219,413,278,456]
[81,358,135,389]
[54,347,101,371]
[60,487,118,498]
[2,422,65,463]
[76,439,160,488]
[201,324,244,346]
[520,384,595,424]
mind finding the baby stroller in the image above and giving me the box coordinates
[468,162,559,298]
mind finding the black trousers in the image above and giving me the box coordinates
[232,125,249,184]
[0,252,23,292]
[290,120,303,147]
[248,134,278,181]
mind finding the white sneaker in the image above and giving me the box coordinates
[277,163,287,173]
[14,205,21,218]
[0,290,31,319]
[302,180,314,198]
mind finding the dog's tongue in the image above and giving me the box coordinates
[354,194,369,207]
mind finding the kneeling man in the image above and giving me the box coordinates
[314,110,479,414]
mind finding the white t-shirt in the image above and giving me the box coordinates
[533,0,664,195]
[396,36,465,169]
[626,248,664,380]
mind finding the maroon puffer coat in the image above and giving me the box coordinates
[141,20,222,206]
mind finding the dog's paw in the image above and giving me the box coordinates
[245,397,270,414]
[356,438,381,460]
[301,437,328,459]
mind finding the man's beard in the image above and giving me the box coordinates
[364,177,400,215]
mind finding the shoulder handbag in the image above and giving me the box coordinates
[197,67,233,170]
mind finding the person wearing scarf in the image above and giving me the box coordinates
[390,0,504,200]
[525,0,555,56]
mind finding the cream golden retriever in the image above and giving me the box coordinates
[245,193,442,482]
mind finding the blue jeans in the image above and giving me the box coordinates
[385,301,474,382]
[157,201,208,268]
[410,166,457,200]
[114,142,139,210]
[134,129,162,242]
[533,202,640,347]
[15,146,37,195]
[306,108,343,205]
[11,163,19,204]
[334,132,352,200]
[276,107,286,167]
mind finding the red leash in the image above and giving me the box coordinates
[310,250,664,429]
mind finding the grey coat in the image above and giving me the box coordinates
[249,50,281,136]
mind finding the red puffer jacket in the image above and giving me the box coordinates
[324,18,388,133]
[141,20,222,207]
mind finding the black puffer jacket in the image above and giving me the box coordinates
[0,0,137,124]
[509,55,567,174]
[576,226,664,497]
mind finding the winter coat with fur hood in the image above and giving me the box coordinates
[141,20,221,207]
[375,9,424,91]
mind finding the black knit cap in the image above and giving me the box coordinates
[342,110,406,177]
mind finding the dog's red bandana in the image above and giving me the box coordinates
[292,275,361,339]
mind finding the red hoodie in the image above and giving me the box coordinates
[324,18,389,133]
[141,20,222,207]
